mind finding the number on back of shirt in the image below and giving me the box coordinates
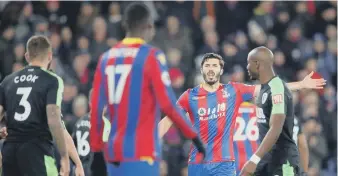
[234,117,259,141]
[105,65,132,104]
[14,87,32,121]
[76,131,90,157]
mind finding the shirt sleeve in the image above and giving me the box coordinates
[46,75,64,107]
[268,77,286,115]
[176,90,190,113]
[231,82,256,101]
[90,53,108,152]
[148,49,197,139]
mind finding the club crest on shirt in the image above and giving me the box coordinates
[262,93,268,104]
[222,89,230,98]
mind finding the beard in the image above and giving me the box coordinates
[248,71,259,80]
[202,70,220,85]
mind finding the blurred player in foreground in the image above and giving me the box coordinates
[159,51,325,175]
[240,46,321,176]
[90,3,205,176]
[0,35,69,176]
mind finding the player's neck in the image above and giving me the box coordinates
[202,82,220,92]
[29,61,48,69]
[259,68,276,84]
[125,32,145,40]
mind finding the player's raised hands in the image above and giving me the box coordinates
[301,71,326,89]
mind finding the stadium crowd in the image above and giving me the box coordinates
[0,1,336,176]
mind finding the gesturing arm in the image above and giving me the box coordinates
[253,72,326,99]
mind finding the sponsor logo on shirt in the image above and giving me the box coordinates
[272,94,283,104]
[197,103,226,121]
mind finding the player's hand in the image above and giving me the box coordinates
[301,71,326,89]
[0,127,8,139]
[191,137,206,162]
[240,161,257,176]
[74,165,85,176]
[59,156,70,176]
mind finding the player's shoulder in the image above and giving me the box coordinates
[267,76,285,88]
[42,69,63,85]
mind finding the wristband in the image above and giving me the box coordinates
[249,154,261,165]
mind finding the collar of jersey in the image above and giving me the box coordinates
[121,38,145,45]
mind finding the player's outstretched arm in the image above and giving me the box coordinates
[158,116,173,138]
[298,133,309,173]
[252,72,326,100]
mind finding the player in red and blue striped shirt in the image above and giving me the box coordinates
[90,3,205,176]
[233,102,259,175]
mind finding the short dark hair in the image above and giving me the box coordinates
[200,53,225,69]
[26,35,51,59]
[123,3,150,31]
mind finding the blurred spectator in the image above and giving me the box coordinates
[198,30,219,54]
[77,2,96,36]
[153,15,194,60]
[90,16,109,64]
[221,41,238,73]
[216,1,252,41]
[59,26,73,65]
[249,2,274,33]
[280,22,312,69]
[273,50,293,81]
[106,2,124,41]
[43,1,67,32]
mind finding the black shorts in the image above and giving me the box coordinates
[2,139,58,176]
[254,161,301,176]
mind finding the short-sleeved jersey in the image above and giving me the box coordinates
[177,82,255,163]
[0,65,64,143]
[73,114,93,165]
[233,102,260,175]
[90,38,197,163]
[255,76,299,166]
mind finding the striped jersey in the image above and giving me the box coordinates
[90,38,197,163]
[233,102,260,175]
[177,83,255,163]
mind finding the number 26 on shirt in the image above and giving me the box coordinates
[234,116,259,141]
[105,65,132,104]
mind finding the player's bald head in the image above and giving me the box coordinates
[248,46,274,65]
